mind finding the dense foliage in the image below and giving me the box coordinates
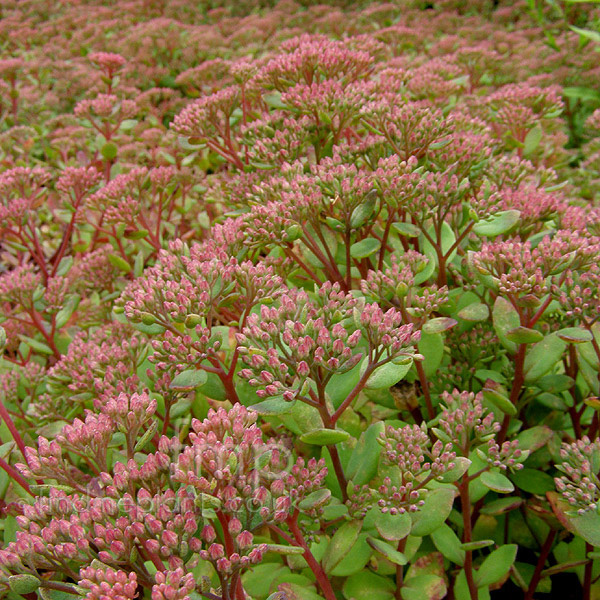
[2,1,600,599]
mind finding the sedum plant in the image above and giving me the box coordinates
[2,1,600,600]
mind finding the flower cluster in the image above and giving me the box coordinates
[377,424,457,513]
[555,437,600,515]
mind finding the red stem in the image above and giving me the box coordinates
[287,511,336,600]
[498,342,526,444]
[524,529,556,600]
[50,194,83,276]
[330,363,375,424]
[27,309,61,359]
[459,481,478,600]
[395,537,408,600]
[0,455,33,495]
[0,401,29,461]
[584,542,593,600]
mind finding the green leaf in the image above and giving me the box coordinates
[134,419,158,452]
[133,250,145,277]
[505,326,543,344]
[330,532,373,576]
[418,332,444,377]
[277,583,326,600]
[120,119,138,131]
[326,361,361,407]
[325,217,345,232]
[480,470,514,494]
[515,425,553,452]
[39,589,79,600]
[54,294,81,329]
[392,222,421,237]
[363,358,413,389]
[125,229,149,240]
[510,468,554,494]
[482,387,516,416]
[101,141,118,160]
[457,302,489,322]
[55,256,73,277]
[455,570,491,600]
[401,574,446,600]
[298,489,331,512]
[18,335,53,355]
[524,333,566,382]
[557,327,593,343]
[568,510,600,547]
[570,25,600,44]
[350,237,381,259]
[299,428,350,445]
[367,537,407,565]
[422,317,457,334]
[169,369,208,391]
[8,574,40,594]
[197,372,227,401]
[536,392,567,410]
[264,544,306,555]
[480,497,523,516]
[537,373,574,394]
[350,194,377,229]
[421,221,456,266]
[492,297,520,354]
[523,125,542,157]
[264,92,286,109]
[373,510,412,541]
[473,210,520,237]
[250,396,296,415]
[108,253,131,273]
[460,539,494,551]
[431,524,465,565]
[436,456,472,483]
[242,564,288,598]
[342,570,395,600]
[410,488,455,536]
[346,422,385,486]
[475,544,518,587]
[322,520,362,574]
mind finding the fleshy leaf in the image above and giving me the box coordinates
[373,510,412,541]
[169,369,208,390]
[367,537,408,565]
[474,544,518,587]
[473,210,520,237]
[299,428,350,445]
[480,470,514,494]
[410,488,455,536]
[322,520,363,574]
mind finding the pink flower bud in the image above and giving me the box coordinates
[236,530,253,549]
[208,543,225,560]
[228,518,242,534]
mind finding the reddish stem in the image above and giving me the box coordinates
[0,455,32,495]
[584,542,593,600]
[395,536,408,600]
[330,363,375,424]
[0,401,29,461]
[459,481,478,600]
[524,529,556,600]
[415,360,435,420]
[287,511,336,600]
[498,342,526,444]
[27,309,61,359]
